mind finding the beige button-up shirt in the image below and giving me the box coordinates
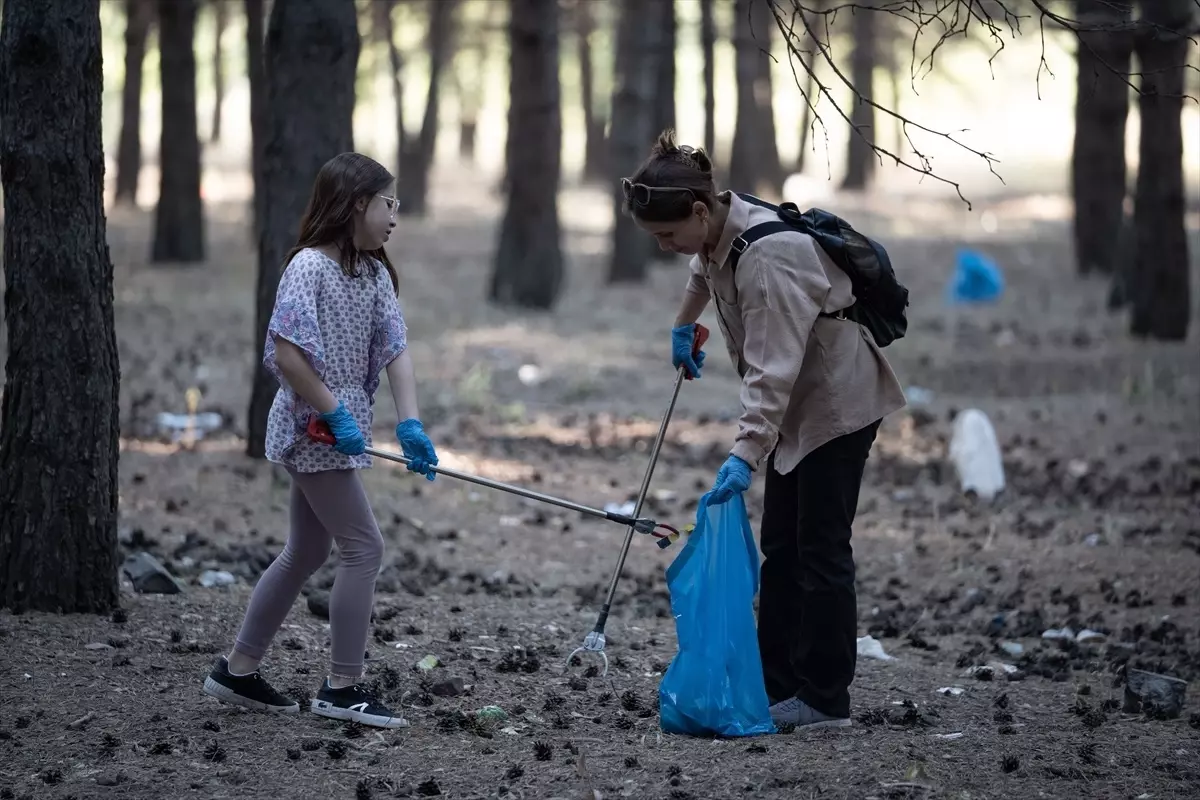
[686,191,907,475]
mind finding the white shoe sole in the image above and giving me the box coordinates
[311,698,409,729]
[775,717,853,731]
[202,677,299,713]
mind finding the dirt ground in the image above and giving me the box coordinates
[2,169,1199,800]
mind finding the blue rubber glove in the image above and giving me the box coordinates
[709,455,752,505]
[396,418,438,481]
[319,402,365,456]
[671,323,706,379]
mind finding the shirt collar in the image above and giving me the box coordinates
[704,191,751,269]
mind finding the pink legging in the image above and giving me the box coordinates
[233,468,383,676]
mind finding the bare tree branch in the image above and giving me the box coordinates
[767,0,1200,208]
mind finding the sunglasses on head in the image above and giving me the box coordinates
[620,178,697,208]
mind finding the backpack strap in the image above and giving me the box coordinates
[728,221,795,272]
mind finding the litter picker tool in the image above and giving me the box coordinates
[565,323,709,676]
[306,421,682,544]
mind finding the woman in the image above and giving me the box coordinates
[622,131,906,729]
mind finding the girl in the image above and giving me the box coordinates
[622,131,906,729]
[202,152,439,729]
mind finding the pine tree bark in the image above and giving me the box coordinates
[488,0,563,309]
[1070,0,1133,276]
[1128,0,1191,340]
[729,0,782,194]
[152,0,205,263]
[114,0,153,206]
[0,0,121,614]
[245,0,266,238]
[842,3,878,190]
[395,0,456,217]
[650,0,677,262]
[607,0,665,283]
[576,0,607,181]
[245,0,358,457]
[211,0,228,143]
[699,0,715,155]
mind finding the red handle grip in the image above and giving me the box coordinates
[685,323,709,381]
[307,416,336,445]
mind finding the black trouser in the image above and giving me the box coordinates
[756,420,880,719]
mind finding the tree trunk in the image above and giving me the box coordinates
[650,0,677,262]
[576,0,606,181]
[152,0,205,263]
[794,0,823,172]
[606,0,665,283]
[842,2,878,190]
[245,0,266,238]
[395,0,456,217]
[729,0,782,194]
[453,6,484,163]
[1070,0,1133,276]
[245,0,358,458]
[699,0,715,155]
[488,0,563,309]
[1128,0,1191,340]
[379,0,409,166]
[114,0,153,206]
[210,0,228,143]
[0,0,121,614]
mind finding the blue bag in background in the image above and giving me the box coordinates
[658,492,776,737]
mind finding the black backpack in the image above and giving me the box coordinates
[727,193,909,348]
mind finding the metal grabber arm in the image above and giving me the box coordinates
[565,323,710,676]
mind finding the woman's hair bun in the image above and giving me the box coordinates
[651,128,712,176]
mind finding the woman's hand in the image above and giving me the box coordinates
[671,323,706,379]
[395,418,438,481]
[709,455,752,505]
[318,402,366,455]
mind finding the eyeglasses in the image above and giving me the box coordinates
[377,194,398,220]
[620,178,696,208]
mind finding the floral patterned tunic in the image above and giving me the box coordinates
[263,248,407,472]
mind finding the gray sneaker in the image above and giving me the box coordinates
[769,697,852,730]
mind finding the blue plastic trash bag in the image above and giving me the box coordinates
[948,247,1004,304]
[658,492,776,737]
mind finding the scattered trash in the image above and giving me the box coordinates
[934,732,965,740]
[122,552,184,595]
[1084,533,1104,547]
[431,677,465,697]
[156,411,223,439]
[66,711,96,730]
[476,705,507,723]
[937,687,965,697]
[904,386,935,406]
[516,364,543,386]
[949,408,1006,501]
[416,654,441,672]
[1066,459,1090,478]
[947,248,1005,304]
[1042,627,1075,641]
[603,501,636,517]
[964,662,1017,681]
[1123,668,1187,719]
[1076,629,1107,644]
[199,570,236,588]
[857,635,895,662]
[85,642,115,651]
[999,642,1025,657]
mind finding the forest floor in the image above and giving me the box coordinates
[2,171,1200,800]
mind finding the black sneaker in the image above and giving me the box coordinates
[311,679,409,729]
[202,656,299,713]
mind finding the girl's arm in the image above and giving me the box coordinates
[385,348,421,421]
[274,337,339,414]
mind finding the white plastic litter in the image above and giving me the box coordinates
[1076,629,1107,644]
[948,409,1006,501]
[604,501,637,517]
[937,687,965,697]
[1042,627,1075,640]
[856,635,895,661]
[199,570,235,588]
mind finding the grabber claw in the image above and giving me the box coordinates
[565,630,609,676]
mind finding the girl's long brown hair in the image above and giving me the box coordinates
[283,152,400,294]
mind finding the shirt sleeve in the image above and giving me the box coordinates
[685,254,710,300]
[263,250,327,384]
[365,264,408,399]
[728,233,831,470]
